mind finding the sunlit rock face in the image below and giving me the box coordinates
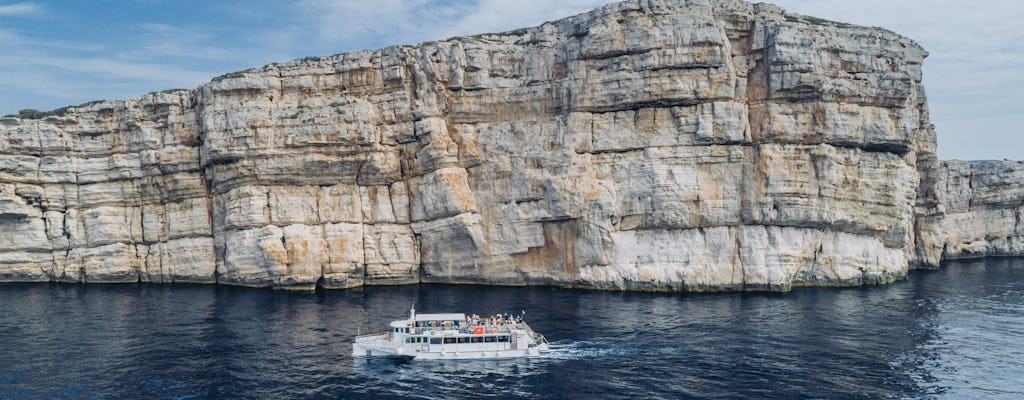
[923,161,1024,262]
[0,96,215,284]
[2,0,996,291]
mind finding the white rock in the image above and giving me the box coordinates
[0,0,1017,291]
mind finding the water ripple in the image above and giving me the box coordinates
[1,258,1023,398]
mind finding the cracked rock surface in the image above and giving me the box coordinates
[920,161,1024,262]
[0,0,1017,291]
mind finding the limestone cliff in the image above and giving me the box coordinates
[925,161,1024,260]
[0,0,1009,291]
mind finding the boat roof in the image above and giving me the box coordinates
[414,313,466,321]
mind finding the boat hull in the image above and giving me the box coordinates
[353,309,551,360]
[410,348,548,360]
[353,334,550,360]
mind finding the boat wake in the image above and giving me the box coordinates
[544,339,609,359]
[545,338,688,361]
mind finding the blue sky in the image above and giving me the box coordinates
[0,0,1020,161]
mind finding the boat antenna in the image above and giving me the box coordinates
[410,301,416,321]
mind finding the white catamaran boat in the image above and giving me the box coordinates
[353,307,550,360]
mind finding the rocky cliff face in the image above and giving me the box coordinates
[0,0,1008,291]
[926,161,1024,260]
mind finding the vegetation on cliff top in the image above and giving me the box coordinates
[3,108,68,120]
[211,71,248,82]
[785,14,853,28]
[1,100,110,120]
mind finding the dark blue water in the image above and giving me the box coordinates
[2,258,1023,399]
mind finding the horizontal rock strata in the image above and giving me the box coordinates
[926,161,1024,260]
[1,0,1017,291]
[0,96,215,284]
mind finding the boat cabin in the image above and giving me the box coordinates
[354,308,549,359]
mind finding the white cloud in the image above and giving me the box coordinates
[0,22,215,113]
[125,22,241,62]
[435,0,608,38]
[0,23,212,84]
[770,0,1024,160]
[0,2,38,16]
[294,0,607,50]
[0,27,106,53]
[31,55,213,84]
[295,0,457,47]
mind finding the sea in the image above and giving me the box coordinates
[2,257,1023,399]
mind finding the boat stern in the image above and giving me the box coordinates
[352,334,389,357]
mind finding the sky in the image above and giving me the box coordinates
[0,0,1020,161]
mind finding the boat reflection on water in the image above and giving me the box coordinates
[352,353,550,396]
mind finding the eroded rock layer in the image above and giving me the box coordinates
[1,0,1000,291]
[926,161,1024,260]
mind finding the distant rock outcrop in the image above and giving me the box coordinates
[924,161,1024,260]
[0,0,1017,291]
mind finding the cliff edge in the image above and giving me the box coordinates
[1,0,1016,291]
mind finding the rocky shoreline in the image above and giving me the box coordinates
[1,0,1021,291]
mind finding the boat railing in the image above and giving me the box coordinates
[411,322,528,336]
[354,333,386,342]
[520,323,548,346]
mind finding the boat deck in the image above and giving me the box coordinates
[353,310,550,360]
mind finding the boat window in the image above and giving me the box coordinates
[444,338,456,344]
[484,336,496,342]
[406,338,413,343]
[430,338,441,344]
[498,336,509,342]
[457,337,469,344]
[471,337,483,343]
